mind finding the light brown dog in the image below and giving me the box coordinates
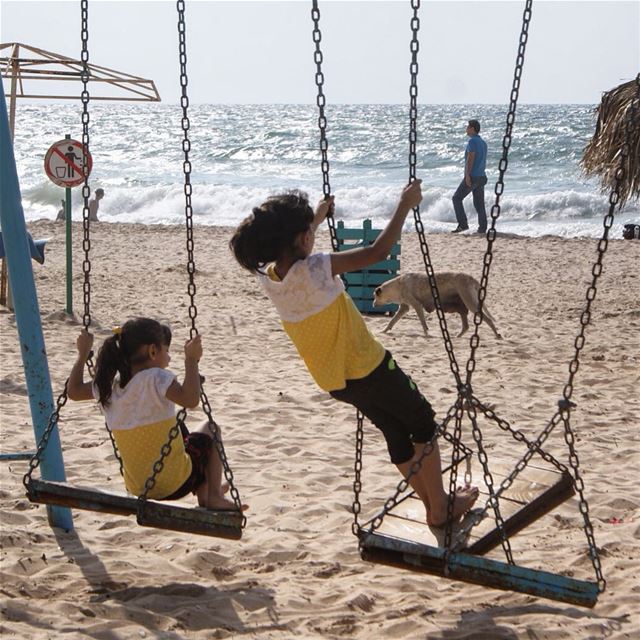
[373,272,502,339]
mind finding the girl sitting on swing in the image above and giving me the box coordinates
[67,318,241,511]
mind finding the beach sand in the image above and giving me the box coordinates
[1,219,638,639]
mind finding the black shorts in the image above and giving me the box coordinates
[161,424,213,500]
[330,351,437,465]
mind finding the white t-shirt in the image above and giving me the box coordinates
[257,253,385,391]
[94,368,176,432]
[258,253,344,322]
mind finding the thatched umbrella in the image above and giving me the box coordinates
[582,74,640,208]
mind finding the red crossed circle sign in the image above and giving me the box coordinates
[44,139,93,188]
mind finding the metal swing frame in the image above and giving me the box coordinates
[309,0,633,608]
[24,0,245,540]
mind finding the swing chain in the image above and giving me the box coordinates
[408,0,420,183]
[443,399,464,553]
[560,73,639,408]
[199,389,246,524]
[351,413,364,537]
[81,0,124,475]
[464,0,532,384]
[176,0,198,338]
[23,383,70,491]
[172,0,245,521]
[554,73,639,594]
[366,437,438,535]
[408,0,463,392]
[561,412,606,592]
[404,0,500,570]
[474,397,568,474]
[310,1,367,539]
[447,0,535,565]
[311,0,338,253]
[138,409,187,511]
[80,0,92,331]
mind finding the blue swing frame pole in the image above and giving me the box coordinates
[0,88,73,531]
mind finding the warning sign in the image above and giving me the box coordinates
[44,139,93,188]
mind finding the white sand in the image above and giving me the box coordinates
[1,220,638,639]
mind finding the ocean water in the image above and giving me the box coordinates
[10,103,640,238]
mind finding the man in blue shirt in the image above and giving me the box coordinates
[452,119,488,233]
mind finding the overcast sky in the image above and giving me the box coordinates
[2,0,638,104]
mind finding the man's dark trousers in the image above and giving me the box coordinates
[452,175,488,231]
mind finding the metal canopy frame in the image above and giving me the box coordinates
[0,41,161,307]
[1,42,160,102]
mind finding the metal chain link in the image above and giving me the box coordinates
[138,410,186,511]
[310,0,367,538]
[23,383,70,492]
[80,0,92,331]
[408,0,463,391]
[444,0,536,565]
[474,396,568,474]
[362,406,472,538]
[311,1,334,240]
[137,0,246,523]
[176,0,198,339]
[451,395,571,549]
[25,1,124,488]
[464,0,532,381]
[199,385,245,525]
[551,72,639,593]
[403,0,509,564]
[351,412,364,536]
[365,436,438,535]
[80,0,124,475]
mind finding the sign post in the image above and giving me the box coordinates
[44,136,92,316]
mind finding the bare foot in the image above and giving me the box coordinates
[427,485,479,528]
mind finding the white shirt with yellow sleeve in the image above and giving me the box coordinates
[259,253,385,392]
[93,368,192,499]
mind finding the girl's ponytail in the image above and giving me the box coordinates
[94,335,123,407]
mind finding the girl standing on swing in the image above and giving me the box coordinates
[230,180,478,527]
[67,318,243,511]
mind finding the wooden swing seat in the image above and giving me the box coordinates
[359,531,598,607]
[372,464,575,555]
[358,465,598,607]
[27,478,243,540]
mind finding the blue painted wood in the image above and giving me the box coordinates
[0,232,48,264]
[0,452,36,461]
[360,531,599,608]
[343,271,400,286]
[0,91,73,531]
[28,479,243,540]
[336,219,400,314]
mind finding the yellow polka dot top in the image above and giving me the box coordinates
[93,368,192,499]
[260,253,385,392]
